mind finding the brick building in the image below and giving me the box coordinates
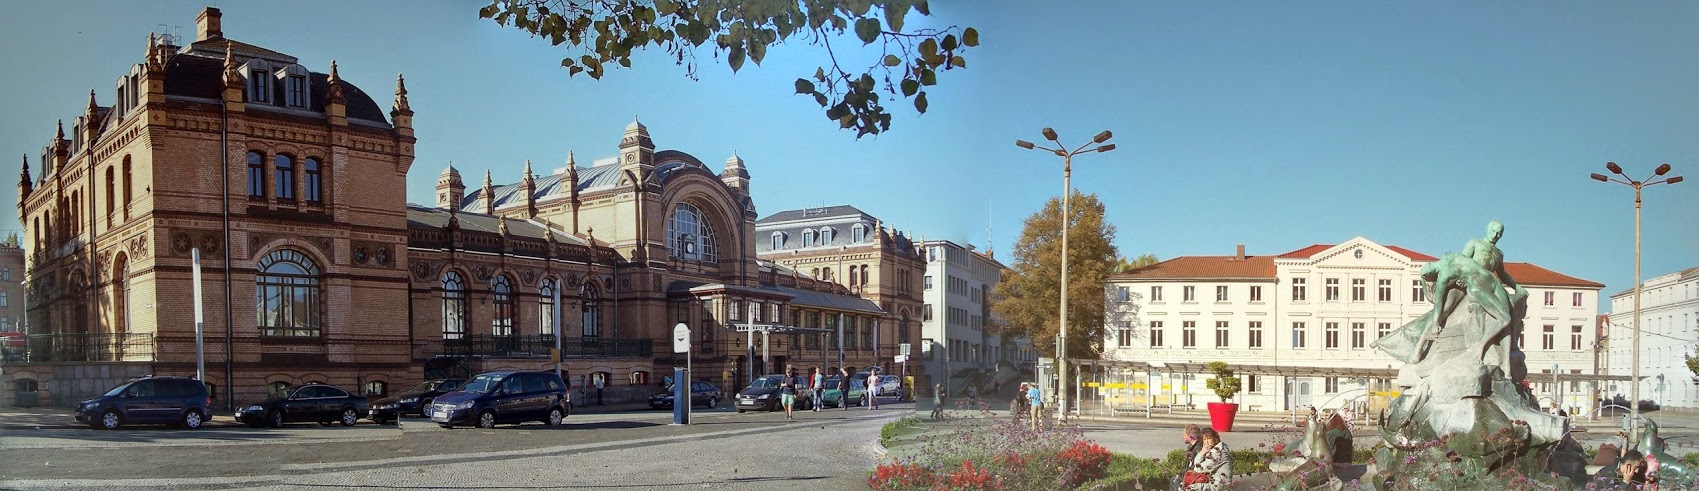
[0,236,22,333]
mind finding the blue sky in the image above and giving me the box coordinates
[1,1,1694,307]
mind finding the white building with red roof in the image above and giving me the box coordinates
[1099,238,1604,414]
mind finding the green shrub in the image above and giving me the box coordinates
[879,415,920,447]
[1076,447,1381,490]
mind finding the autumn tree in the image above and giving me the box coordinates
[1113,254,1158,274]
[479,0,979,138]
[991,191,1119,360]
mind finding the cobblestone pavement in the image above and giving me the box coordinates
[0,403,912,490]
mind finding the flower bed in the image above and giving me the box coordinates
[868,417,1113,490]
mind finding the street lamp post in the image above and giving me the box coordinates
[1590,162,1682,439]
[1016,128,1116,422]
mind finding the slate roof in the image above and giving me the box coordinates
[460,151,720,214]
[405,204,586,245]
[754,205,879,253]
[762,286,886,315]
[160,44,389,124]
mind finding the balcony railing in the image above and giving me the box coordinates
[430,335,653,359]
[0,333,156,364]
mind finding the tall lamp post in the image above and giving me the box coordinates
[1015,128,1116,421]
[1590,162,1682,439]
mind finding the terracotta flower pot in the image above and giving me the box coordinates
[1207,402,1239,432]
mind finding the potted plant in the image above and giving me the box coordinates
[1204,361,1242,432]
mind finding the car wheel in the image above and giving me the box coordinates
[737,409,746,414]
[340,408,359,427]
[477,410,497,429]
[545,407,564,426]
[268,410,286,428]
[708,397,719,409]
[99,410,123,430]
[419,399,434,418]
[182,411,204,429]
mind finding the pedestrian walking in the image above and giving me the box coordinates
[837,367,851,410]
[594,373,606,405]
[1026,383,1043,430]
[1012,383,1029,421]
[780,368,800,421]
[867,369,881,410]
[811,367,825,412]
[931,383,946,420]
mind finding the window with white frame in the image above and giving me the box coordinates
[1250,286,1262,302]
[1571,325,1583,350]
[851,224,866,242]
[1292,322,1307,349]
[1326,278,1340,301]
[1245,374,1260,393]
[1292,277,1307,301]
[1183,286,1196,302]
[819,226,833,244]
[1572,292,1583,307]
[1182,321,1196,348]
[1325,322,1340,349]
[1543,291,1554,306]
[802,229,815,247]
[1541,324,1554,350]
[1215,286,1228,302]
[1325,377,1340,393]
[1351,278,1366,301]
[1377,322,1390,340]
[1215,321,1229,348]
[1412,279,1426,302]
[1249,321,1263,349]
[1149,321,1164,348]
[1350,322,1365,349]
[1116,286,1129,302]
[1117,324,1133,348]
[667,202,717,262]
[1151,286,1163,302]
[1378,279,1392,302]
[771,232,784,250]
[924,275,933,290]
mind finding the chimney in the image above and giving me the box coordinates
[196,7,223,42]
[1235,244,1246,261]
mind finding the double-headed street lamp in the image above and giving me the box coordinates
[1590,162,1682,439]
[1015,128,1116,421]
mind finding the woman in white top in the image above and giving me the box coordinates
[1183,427,1232,491]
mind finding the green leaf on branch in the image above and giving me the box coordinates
[964,27,980,47]
[900,79,919,96]
[920,68,936,86]
[884,1,909,32]
[950,56,966,69]
[813,92,828,106]
[814,67,827,82]
[884,54,902,67]
[914,91,928,114]
[920,38,938,59]
[478,4,498,19]
[854,18,881,45]
[795,79,816,94]
[942,34,957,51]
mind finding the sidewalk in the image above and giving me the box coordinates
[0,401,662,430]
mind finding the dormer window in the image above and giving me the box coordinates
[819,227,834,245]
[239,59,274,104]
[278,64,311,108]
[802,230,816,247]
[852,224,866,243]
[770,232,784,250]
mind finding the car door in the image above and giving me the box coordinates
[155,380,188,422]
[123,380,159,423]
[320,386,351,419]
[495,375,528,422]
[286,386,320,422]
[523,374,553,417]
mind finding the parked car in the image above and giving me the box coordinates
[429,371,570,428]
[368,378,464,424]
[650,381,723,410]
[76,376,212,430]
[819,376,867,408]
[236,383,370,428]
[734,374,813,413]
[862,373,905,403]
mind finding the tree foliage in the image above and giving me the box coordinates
[991,191,1119,360]
[1205,361,1242,402]
[479,0,979,138]
[1113,254,1158,274]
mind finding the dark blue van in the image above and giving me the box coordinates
[428,371,569,428]
[76,376,212,430]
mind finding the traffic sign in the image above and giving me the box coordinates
[672,323,691,353]
[894,354,906,363]
[898,343,911,356]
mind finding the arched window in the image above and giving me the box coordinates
[104,166,115,225]
[256,249,321,337]
[819,226,833,245]
[246,152,265,197]
[0,291,7,308]
[1,267,9,281]
[852,224,867,243]
[442,272,466,340]
[267,381,290,398]
[822,267,833,282]
[770,232,784,251]
[539,279,557,336]
[364,381,387,397]
[303,158,322,203]
[491,275,514,337]
[581,283,601,338]
[275,154,295,200]
[803,229,816,247]
[667,203,717,263]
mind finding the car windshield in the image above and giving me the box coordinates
[406,381,438,393]
[102,382,132,397]
[824,377,841,387]
[459,374,505,394]
[747,376,783,388]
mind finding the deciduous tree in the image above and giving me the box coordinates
[1112,254,1158,274]
[479,0,979,138]
[991,191,1119,359]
